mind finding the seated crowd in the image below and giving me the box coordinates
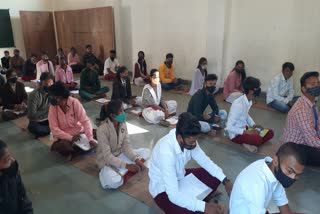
[0,46,319,214]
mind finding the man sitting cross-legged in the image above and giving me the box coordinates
[149,112,233,214]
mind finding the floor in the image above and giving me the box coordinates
[1,78,320,214]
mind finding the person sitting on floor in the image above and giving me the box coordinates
[230,143,306,214]
[48,82,96,159]
[225,77,274,153]
[133,51,148,86]
[55,57,77,90]
[9,49,25,77]
[82,44,102,74]
[282,71,320,167]
[97,99,150,189]
[55,48,67,66]
[159,53,183,90]
[36,51,54,80]
[141,69,177,124]
[79,60,109,101]
[189,57,208,96]
[27,73,53,138]
[1,50,10,72]
[103,49,120,81]
[0,140,34,214]
[111,66,142,109]
[67,47,84,73]
[22,54,37,81]
[149,112,233,214]
[1,69,28,121]
[187,74,227,134]
[223,60,246,103]
[267,62,296,113]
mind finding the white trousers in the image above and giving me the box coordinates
[99,148,150,189]
[142,100,177,124]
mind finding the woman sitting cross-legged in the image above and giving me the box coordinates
[48,82,97,159]
[97,99,150,189]
[141,69,177,124]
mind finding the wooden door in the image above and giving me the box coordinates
[54,7,115,64]
[20,11,57,61]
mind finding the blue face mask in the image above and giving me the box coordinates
[115,113,127,123]
[275,157,296,188]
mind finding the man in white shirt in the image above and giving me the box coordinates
[104,49,120,81]
[149,112,233,214]
[267,62,296,113]
[230,143,306,214]
[226,77,274,153]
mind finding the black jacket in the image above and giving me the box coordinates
[0,82,28,110]
[0,161,33,214]
[111,77,133,103]
[187,88,219,121]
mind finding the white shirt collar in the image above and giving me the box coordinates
[263,157,278,183]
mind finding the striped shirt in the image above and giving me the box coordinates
[282,95,320,148]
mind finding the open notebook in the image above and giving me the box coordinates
[73,134,97,151]
[179,173,212,200]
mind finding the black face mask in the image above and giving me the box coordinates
[110,57,115,61]
[307,86,320,97]
[8,77,18,84]
[49,97,58,106]
[166,61,173,67]
[180,137,196,151]
[274,157,296,188]
[253,88,261,97]
[206,86,216,94]
[43,86,49,93]
[235,68,244,73]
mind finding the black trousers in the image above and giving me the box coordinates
[300,144,320,166]
[28,120,50,138]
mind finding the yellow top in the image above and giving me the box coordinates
[159,63,175,84]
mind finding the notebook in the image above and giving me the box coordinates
[248,128,270,137]
[73,134,97,151]
[96,98,110,104]
[179,173,213,200]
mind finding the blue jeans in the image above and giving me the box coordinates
[269,96,299,113]
[161,78,183,90]
[28,120,50,137]
[200,110,228,133]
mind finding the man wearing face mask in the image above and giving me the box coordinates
[103,49,120,81]
[159,53,184,90]
[48,82,96,159]
[1,69,28,121]
[97,100,150,189]
[36,51,54,80]
[226,77,274,153]
[0,140,34,214]
[9,49,25,77]
[230,142,306,214]
[149,112,233,214]
[187,74,228,134]
[282,71,320,166]
[27,73,54,138]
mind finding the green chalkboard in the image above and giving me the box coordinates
[0,9,15,48]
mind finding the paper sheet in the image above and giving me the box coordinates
[95,98,110,104]
[70,90,79,95]
[165,116,178,125]
[25,86,34,93]
[130,109,142,115]
[179,173,213,200]
[4,109,26,115]
[73,134,97,151]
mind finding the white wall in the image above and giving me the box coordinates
[0,0,52,59]
[3,0,320,92]
[223,0,320,91]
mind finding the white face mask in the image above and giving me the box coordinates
[201,64,207,70]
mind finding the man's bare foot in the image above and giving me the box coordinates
[94,94,106,99]
[204,190,223,202]
[242,144,258,153]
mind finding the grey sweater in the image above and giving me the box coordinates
[27,87,49,121]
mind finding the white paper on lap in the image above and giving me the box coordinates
[179,173,212,200]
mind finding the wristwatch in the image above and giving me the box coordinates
[222,177,230,185]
